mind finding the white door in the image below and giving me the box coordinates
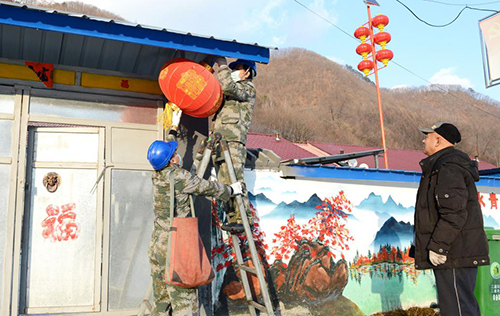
[21,127,104,314]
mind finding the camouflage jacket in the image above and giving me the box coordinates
[211,65,256,144]
[152,133,232,232]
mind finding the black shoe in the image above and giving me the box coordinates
[221,222,245,234]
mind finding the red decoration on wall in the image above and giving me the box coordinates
[25,61,54,88]
[478,192,486,207]
[41,203,80,242]
[158,59,223,118]
[121,80,129,88]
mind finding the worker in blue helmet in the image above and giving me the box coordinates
[211,57,257,233]
[147,108,242,316]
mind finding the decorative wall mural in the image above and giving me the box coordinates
[209,170,500,315]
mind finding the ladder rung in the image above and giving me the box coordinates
[240,265,258,274]
[248,300,267,312]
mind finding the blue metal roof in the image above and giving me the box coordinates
[0,1,271,76]
[282,165,500,188]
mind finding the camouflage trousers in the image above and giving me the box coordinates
[215,141,252,224]
[148,230,199,316]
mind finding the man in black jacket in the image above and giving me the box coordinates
[413,122,489,316]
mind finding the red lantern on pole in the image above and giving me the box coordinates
[356,43,372,59]
[372,14,389,31]
[357,60,374,76]
[354,26,370,42]
[373,31,391,49]
[158,60,223,118]
[376,49,394,66]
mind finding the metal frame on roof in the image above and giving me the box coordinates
[0,1,271,77]
[282,149,384,168]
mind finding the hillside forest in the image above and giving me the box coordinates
[252,48,500,166]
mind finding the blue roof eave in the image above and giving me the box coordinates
[0,3,271,63]
[283,165,500,188]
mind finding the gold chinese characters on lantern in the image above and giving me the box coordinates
[158,59,222,118]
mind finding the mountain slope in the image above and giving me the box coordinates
[372,217,414,249]
[252,48,500,165]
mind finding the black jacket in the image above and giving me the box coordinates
[413,147,489,270]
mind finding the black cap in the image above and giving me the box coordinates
[419,122,461,145]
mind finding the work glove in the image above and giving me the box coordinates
[171,105,182,130]
[429,250,447,266]
[215,56,227,66]
[230,182,243,196]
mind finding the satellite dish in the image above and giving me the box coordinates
[347,159,358,168]
[359,163,369,169]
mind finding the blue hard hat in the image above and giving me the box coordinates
[229,59,257,77]
[147,140,178,170]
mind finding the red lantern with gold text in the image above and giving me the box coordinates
[160,57,191,71]
[158,60,222,118]
[358,60,374,76]
[354,26,370,43]
[376,49,394,66]
[372,14,389,31]
[373,32,391,49]
[356,43,372,59]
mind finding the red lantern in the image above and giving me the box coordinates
[373,32,391,49]
[160,57,191,71]
[356,43,372,58]
[354,26,370,42]
[372,15,389,31]
[376,49,394,66]
[158,60,223,118]
[358,60,374,76]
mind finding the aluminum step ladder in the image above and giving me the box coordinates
[139,133,279,316]
[193,133,279,316]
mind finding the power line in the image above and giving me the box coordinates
[423,0,500,6]
[291,0,355,40]
[396,0,499,28]
[396,0,467,27]
[290,0,500,120]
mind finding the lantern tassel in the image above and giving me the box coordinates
[157,101,180,130]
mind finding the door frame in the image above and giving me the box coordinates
[9,88,163,316]
[0,85,23,316]
[19,126,104,314]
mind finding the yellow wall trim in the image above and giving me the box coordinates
[0,62,162,96]
[81,73,163,95]
[53,69,76,85]
[0,63,75,85]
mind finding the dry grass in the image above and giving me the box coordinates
[5,0,126,21]
[371,307,439,316]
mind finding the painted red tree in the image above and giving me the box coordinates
[211,200,269,271]
[270,191,354,262]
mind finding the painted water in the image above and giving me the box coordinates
[344,263,437,315]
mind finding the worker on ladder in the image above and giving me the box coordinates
[212,57,257,233]
[147,108,242,316]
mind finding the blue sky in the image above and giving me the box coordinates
[54,0,500,102]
